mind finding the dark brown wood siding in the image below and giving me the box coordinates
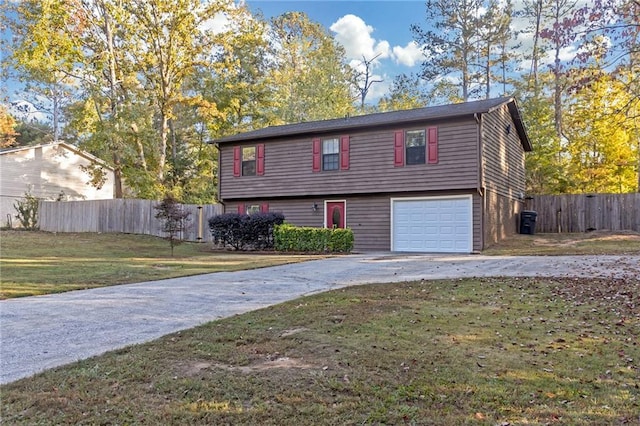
[219,119,480,201]
[483,188,524,248]
[479,105,527,248]
[481,104,526,200]
[225,191,482,252]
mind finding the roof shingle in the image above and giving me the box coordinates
[214,96,531,151]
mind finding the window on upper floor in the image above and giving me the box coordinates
[242,147,256,176]
[233,144,265,177]
[405,130,426,165]
[312,136,349,172]
[322,138,339,171]
[394,127,438,167]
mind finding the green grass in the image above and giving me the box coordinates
[0,231,320,299]
[484,231,640,255]
[2,230,639,299]
[2,276,638,425]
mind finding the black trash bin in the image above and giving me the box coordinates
[519,211,537,235]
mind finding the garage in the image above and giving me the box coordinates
[391,196,473,253]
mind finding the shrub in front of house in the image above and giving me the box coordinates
[274,224,354,253]
[208,212,285,250]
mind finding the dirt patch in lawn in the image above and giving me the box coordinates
[177,357,315,378]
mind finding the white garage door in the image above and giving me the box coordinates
[392,196,473,253]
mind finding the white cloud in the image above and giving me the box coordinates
[200,12,232,34]
[367,73,391,100]
[329,14,423,103]
[392,41,423,67]
[330,14,390,63]
[9,100,50,124]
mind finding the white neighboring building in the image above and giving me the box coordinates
[0,142,116,228]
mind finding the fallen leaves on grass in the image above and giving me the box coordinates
[2,276,639,425]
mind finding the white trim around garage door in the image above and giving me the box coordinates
[390,194,473,253]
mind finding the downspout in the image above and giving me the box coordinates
[474,113,484,251]
[474,113,484,197]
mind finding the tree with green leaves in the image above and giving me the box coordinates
[121,0,232,183]
[377,73,430,112]
[154,194,191,256]
[197,7,276,136]
[521,0,547,96]
[411,0,483,102]
[6,0,77,142]
[518,84,569,194]
[9,0,238,201]
[10,0,138,197]
[412,0,519,102]
[570,0,640,190]
[564,70,638,193]
[477,0,517,98]
[268,12,355,123]
[13,121,54,147]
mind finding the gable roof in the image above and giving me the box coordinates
[214,96,532,151]
[0,141,114,170]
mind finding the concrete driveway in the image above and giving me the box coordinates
[2,253,639,384]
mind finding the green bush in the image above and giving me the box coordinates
[209,212,285,250]
[274,224,354,253]
[328,228,354,252]
[13,191,39,230]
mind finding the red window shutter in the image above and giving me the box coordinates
[394,130,404,167]
[237,203,245,214]
[257,144,265,175]
[260,202,269,213]
[233,146,241,177]
[312,138,321,172]
[428,126,438,164]
[340,135,350,170]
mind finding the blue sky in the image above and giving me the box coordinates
[246,1,427,99]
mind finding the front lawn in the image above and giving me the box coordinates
[0,231,319,299]
[2,276,638,425]
[484,231,640,255]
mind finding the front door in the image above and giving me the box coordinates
[325,201,346,229]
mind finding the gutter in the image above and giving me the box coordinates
[213,143,225,210]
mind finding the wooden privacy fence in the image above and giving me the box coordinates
[524,193,640,233]
[39,199,223,242]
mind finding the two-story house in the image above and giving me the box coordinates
[214,96,532,253]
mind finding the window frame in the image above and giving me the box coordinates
[322,138,340,171]
[405,129,426,166]
[241,146,256,176]
[246,204,260,214]
[313,136,349,172]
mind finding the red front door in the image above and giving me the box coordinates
[325,201,346,229]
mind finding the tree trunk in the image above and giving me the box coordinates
[52,93,60,141]
[485,41,491,99]
[531,0,542,96]
[462,49,469,102]
[113,152,123,198]
[552,0,563,140]
[102,1,124,198]
[159,111,168,182]
[170,118,177,168]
